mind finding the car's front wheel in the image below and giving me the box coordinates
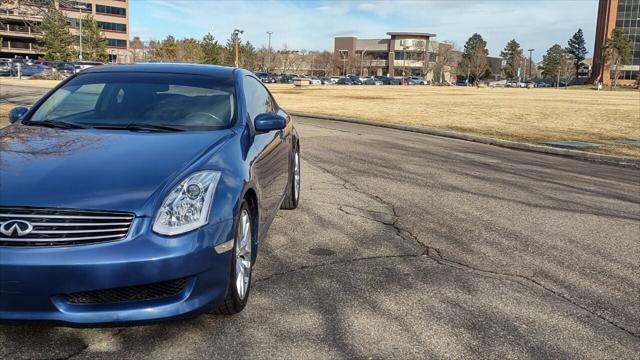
[281,145,300,209]
[211,200,253,315]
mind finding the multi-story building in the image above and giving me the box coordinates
[0,0,130,62]
[591,0,640,85]
[334,32,455,81]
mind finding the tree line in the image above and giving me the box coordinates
[460,28,633,89]
[30,1,634,88]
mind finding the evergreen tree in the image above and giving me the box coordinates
[603,28,632,89]
[460,33,489,85]
[540,44,565,87]
[500,39,524,79]
[565,29,588,75]
[154,35,178,61]
[201,32,222,64]
[81,15,108,62]
[36,3,74,61]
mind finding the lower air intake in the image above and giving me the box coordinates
[62,278,188,305]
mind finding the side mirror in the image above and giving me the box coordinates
[254,113,286,132]
[8,106,29,123]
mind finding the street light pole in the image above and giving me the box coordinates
[527,48,534,81]
[360,48,367,77]
[75,5,83,60]
[233,29,244,68]
[402,46,409,83]
[266,31,273,73]
[339,50,348,77]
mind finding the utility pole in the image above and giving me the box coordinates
[360,48,367,77]
[527,48,534,81]
[233,29,244,68]
[339,50,348,77]
[75,4,84,60]
[266,31,273,73]
[402,45,409,83]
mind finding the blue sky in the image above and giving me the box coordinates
[130,0,598,61]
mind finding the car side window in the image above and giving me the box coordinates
[243,76,275,120]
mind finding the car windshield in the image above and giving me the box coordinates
[28,72,236,131]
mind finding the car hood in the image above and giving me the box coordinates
[0,124,234,216]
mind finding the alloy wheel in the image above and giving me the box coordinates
[294,152,300,201]
[234,209,252,300]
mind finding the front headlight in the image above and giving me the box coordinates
[153,171,221,236]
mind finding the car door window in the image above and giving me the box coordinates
[243,76,275,120]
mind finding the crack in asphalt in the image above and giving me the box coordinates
[281,158,640,341]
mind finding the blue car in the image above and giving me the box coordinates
[0,64,301,325]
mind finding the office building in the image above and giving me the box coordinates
[1,0,130,62]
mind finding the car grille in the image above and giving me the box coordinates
[62,278,188,305]
[0,207,134,247]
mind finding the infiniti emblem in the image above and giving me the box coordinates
[0,220,34,237]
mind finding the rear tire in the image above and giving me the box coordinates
[211,200,253,315]
[281,145,300,210]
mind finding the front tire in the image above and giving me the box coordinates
[281,145,300,209]
[211,200,253,315]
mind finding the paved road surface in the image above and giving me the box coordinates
[1,85,639,359]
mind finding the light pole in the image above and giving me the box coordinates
[266,31,273,73]
[402,46,410,83]
[74,4,84,60]
[360,48,368,77]
[339,49,348,77]
[527,48,534,82]
[233,29,244,68]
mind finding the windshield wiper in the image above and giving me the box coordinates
[93,123,185,132]
[23,120,89,129]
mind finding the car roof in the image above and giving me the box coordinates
[82,63,240,78]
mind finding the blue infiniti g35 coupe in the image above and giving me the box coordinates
[0,64,301,325]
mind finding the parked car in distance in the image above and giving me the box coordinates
[255,72,276,83]
[308,76,322,85]
[49,61,75,76]
[319,77,333,85]
[0,64,301,325]
[74,61,104,73]
[362,77,383,85]
[330,76,340,83]
[20,64,49,77]
[455,78,469,86]
[374,76,400,85]
[0,62,13,76]
[336,77,353,85]
[407,76,428,85]
[278,74,296,84]
[347,75,363,85]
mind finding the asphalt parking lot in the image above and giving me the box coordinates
[1,85,639,359]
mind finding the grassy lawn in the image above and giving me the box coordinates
[0,77,61,88]
[1,78,638,157]
[268,84,640,157]
[0,103,12,128]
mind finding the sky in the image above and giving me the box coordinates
[130,0,598,61]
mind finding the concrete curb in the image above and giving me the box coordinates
[290,112,640,169]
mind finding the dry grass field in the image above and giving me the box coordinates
[1,78,638,157]
[267,84,640,157]
[0,103,12,128]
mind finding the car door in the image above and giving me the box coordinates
[244,76,290,223]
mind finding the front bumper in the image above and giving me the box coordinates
[0,217,234,325]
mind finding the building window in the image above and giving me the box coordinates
[394,51,424,61]
[98,21,127,33]
[96,5,127,17]
[67,18,81,28]
[107,39,127,48]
